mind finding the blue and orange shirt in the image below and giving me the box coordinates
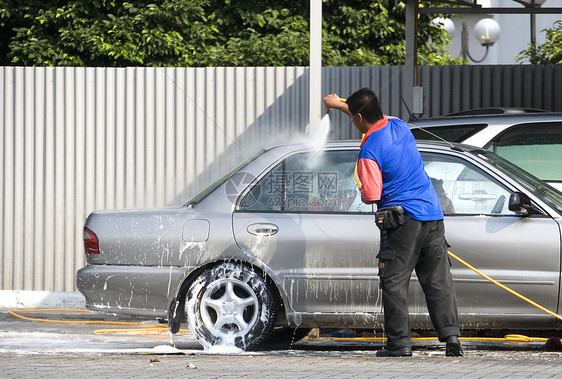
[357,116,443,221]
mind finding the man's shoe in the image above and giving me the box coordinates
[376,347,412,357]
[445,335,464,356]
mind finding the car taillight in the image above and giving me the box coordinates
[83,227,100,254]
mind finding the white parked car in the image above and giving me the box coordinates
[409,112,562,191]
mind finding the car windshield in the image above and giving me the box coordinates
[471,149,562,215]
[184,151,263,206]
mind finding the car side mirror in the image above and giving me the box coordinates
[508,192,535,215]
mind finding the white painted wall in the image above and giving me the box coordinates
[445,0,560,64]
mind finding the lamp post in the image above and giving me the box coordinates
[460,18,501,63]
[519,0,547,64]
[309,0,322,134]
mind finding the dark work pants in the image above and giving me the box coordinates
[378,215,460,350]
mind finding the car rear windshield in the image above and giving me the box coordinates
[410,124,487,143]
[473,150,562,216]
[184,151,263,206]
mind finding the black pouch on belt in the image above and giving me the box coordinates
[375,205,406,231]
[376,248,394,288]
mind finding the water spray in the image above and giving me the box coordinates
[308,98,347,152]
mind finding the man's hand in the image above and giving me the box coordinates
[323,94,350,115]
[361,194,377,205]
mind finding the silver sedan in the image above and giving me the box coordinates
[77,141,562,350]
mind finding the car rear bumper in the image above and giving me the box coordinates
[76,264,188,319]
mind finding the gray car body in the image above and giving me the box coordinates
[77,141,562,332]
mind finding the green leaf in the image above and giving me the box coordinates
[0,0,461,67]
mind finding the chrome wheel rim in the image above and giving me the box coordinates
[200,277,259,338]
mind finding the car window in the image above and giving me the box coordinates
[410,123,487,143]
[238,150,372,213]
[185,150,263,205]
[486,122,562,184]
[422,152,517,216]
[476,150,562,215]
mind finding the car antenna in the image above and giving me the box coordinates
[399,96,465,152]
[410,125,466,152]
[403,114,465,154]
[401,96,419,122]
[400,96,466,152]
[399,96,458,150]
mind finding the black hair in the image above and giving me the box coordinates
[346,87,383,123]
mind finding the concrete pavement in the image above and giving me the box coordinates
[0,310,561,378]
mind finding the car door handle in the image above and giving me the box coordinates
[247,223,279,236]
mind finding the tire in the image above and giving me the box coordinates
[186,262,277,350]
[259,326,311,350]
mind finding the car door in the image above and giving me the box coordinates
[421,150,561,327]
[232,148,381,314]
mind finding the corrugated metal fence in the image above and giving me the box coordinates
[1,65,561,292]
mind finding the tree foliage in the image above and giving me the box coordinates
[0,0,212,66]
[517,20,562,65]
[0,0,460,67]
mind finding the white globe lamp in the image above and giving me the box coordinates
[432,17,456,37]
[474,18,501,47]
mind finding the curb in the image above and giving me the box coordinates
[0,290,86,310]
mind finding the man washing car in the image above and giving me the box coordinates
[324,88,463,357]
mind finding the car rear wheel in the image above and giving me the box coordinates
[186,262,276,350]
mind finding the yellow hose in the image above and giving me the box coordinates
[8,308,190,335]
[447,250,562,321]
[8,308,549,343]
[329,251,562,344]
[354,162,362,190]
[331,334,548,342]
[93,327,173,336]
